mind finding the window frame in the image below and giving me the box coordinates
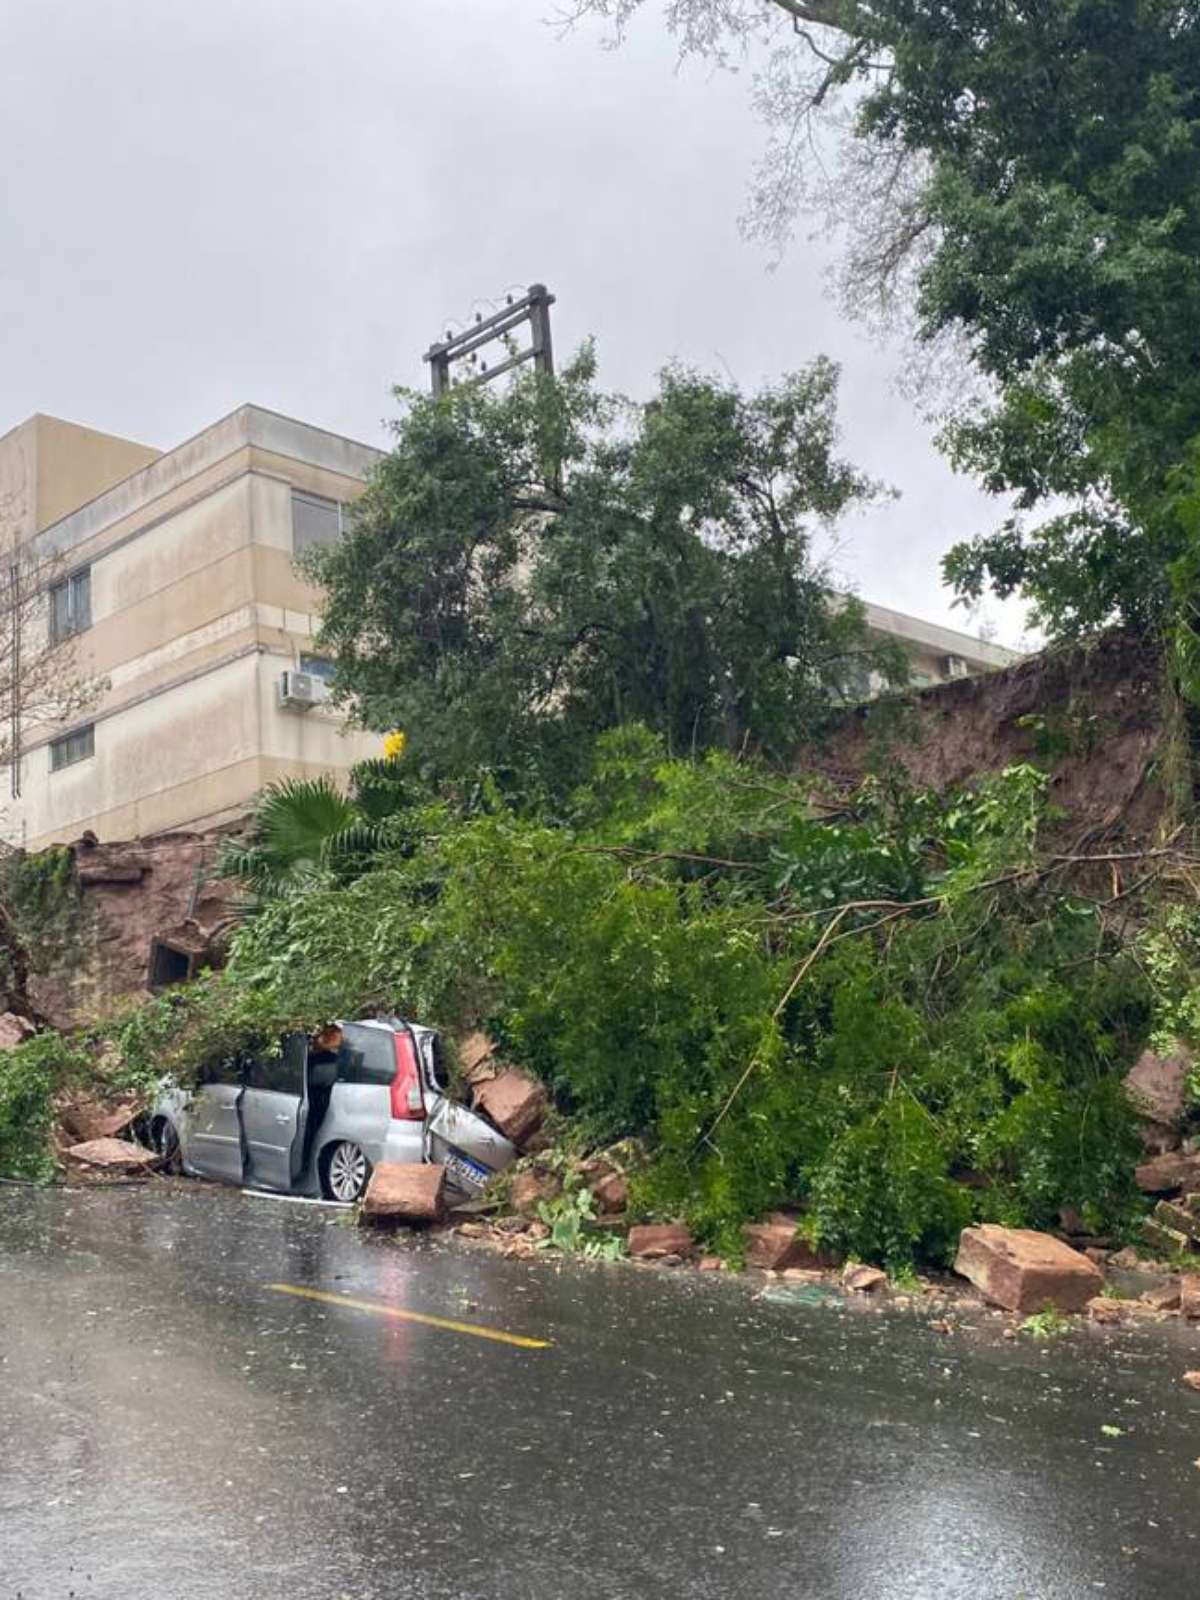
[49,723,95,773]
[339,1022,399,1086]
[291,490,353,556]
[48,567,92,645]
[245,1045,304,1096]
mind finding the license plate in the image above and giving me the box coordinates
[443,1149,490,1190]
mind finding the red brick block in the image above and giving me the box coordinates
[954,1225,1103,1314]
[362,1162,446,1223]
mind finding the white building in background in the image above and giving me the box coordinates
[859,599,1018,687]
[0,406,1020,851]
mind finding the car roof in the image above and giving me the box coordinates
[339,1015,437,1041]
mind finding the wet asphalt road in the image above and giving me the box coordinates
[2,1186,1200,1600]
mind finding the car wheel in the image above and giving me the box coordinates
[323,1141,371,1202]
[153,1117,181,1174]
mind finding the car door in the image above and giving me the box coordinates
[183,1057,245,1184]
[239,1035,308,1192]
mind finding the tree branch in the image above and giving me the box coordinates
[697,842,1200,1149]
[768,0,864,37]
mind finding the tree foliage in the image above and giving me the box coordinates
[569,0,1200,638]
[305,349,898,789]
[2,728,1167,1263]
[217,757,427,902]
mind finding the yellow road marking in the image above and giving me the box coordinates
[265,1282,552,1350]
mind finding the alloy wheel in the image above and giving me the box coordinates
[326,1141,369,1202]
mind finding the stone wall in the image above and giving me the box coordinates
[29,830,237,1030]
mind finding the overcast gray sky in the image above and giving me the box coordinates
[0,0,1030,647]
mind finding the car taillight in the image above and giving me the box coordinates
[390,1030,425,1121]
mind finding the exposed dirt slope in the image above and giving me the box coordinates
[816,630,1169,840]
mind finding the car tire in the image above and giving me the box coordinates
[153,1117,181,1174]
[322,1141,372,1203]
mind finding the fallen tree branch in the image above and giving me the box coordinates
[568,844,761,871]
[696,841,1200,1151]
[703,902,854,1145]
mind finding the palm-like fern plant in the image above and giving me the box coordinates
[220,762,419,905]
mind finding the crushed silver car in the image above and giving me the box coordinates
[149,1017,516,1202]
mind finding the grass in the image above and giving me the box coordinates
[1018,1305,1073,1342]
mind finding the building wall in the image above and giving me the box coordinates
[0,414,159,548]
[32,415,160,533]
[0,417,38,547]
[861,599,1019,685]
[8,406,381,850]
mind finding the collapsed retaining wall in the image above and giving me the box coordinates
[14,630,1176,1032]
[29,830,236,1030]
[816,630,1169,841]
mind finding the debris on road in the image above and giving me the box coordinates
[1134,1150,1200,1194]
[742,1214,832,1272]
[1141,1280,1182,1312]
[66,1137,160,1174]
[510,1168,562,1215]
[57,1094,142,1144]
[577,1155,628,1215]
[471,1070,546,1146]
[761,1281,843,1310]
[628,1222,694,1260]
[953,1224,1103,1314]
[1087,1296,1123,1325]
[842,1263,888,1294]
[1139,1197,1200,1261]
[1182,1371,1200,1392]
[361,1162,447,1224]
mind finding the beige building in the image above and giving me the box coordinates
[0,406,381,850]
[0,405,1020,852]
[860,598,1018,688]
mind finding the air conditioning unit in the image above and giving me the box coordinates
[277,669,328,710]
[942,654,970,681]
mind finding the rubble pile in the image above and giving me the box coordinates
[1125,1046,1200,1259]
[457,1031,547,1147]
[362,1032,550,1230]
[65,1137,160,1175]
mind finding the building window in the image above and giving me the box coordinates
[292,491,354,554]
[49,724,94,772]
[299,653,337,685]
[49,568,91,644]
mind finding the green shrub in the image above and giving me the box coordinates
[808,1098,973,1268]
[0,1031,94,1182]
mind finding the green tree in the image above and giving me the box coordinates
[571,0,1200,638]
[305,347,897,789]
